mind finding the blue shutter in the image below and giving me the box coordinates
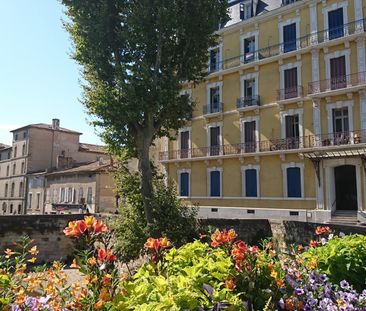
[283,23,296,52]
[210,171,221,197]
[245,169,257,197]
[287,167,301,197]
[328,8,344,39]
[180,173,189,196]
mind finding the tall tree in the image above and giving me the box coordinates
[61,0,228,226]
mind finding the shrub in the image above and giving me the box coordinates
[112,160,198,263]
[302,233,366,292]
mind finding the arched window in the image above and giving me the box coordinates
[9,204,13,214]
[19,182,24,197]
[14,146,17,158]
[2,203,6,214]
[18,204,22,214]
[6,165,9,176]
[4,183,8,197]
[22,144,26,156]
[21,162,25,174]
[12,163,16,175]
[10,183,15,197]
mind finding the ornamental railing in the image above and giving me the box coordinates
[236,95,260,109]
[211,19,365,72]
[158,129,366,161]
[308,71,366,94]
[203,102,223,115]
[277,86,303,101]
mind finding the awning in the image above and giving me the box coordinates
[301,147,366,159]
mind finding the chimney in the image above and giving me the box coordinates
[52,118,60,130]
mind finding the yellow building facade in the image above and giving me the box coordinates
[159,0,366,223]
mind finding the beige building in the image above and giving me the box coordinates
[43,159,117,214]
[159,0,366,224]
[0,119,108,215]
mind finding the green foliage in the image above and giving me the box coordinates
[302,234,366,291]
[115,240,244,311]
[112,159,198,263]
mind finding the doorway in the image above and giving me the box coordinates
[334,165,357,211]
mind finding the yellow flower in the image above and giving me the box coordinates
[27,257,36,263]
[270,271,278,279]
[84,216,95,229]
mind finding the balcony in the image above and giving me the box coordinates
[277,86,303,101]
[214,19,365,73]
[159,129,366,161]
[203,102,223,116]
[236,96,260,110]
[308,71,366,95]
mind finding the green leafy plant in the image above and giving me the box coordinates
[302,233,366,291]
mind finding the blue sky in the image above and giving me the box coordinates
[0,0,103,146]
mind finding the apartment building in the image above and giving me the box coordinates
[0,119,107,215]
[159,0,366,223]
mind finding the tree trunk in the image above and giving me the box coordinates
[137,138,154,227]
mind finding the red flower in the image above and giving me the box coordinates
[144,238,160,251]
[98,248,107,262]
[93,219,108,235]
[309,240,319,248]
[315,226,331,235]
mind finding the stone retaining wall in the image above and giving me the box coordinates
[0,215,365,263]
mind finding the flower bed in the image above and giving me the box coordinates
[0,218,365,310]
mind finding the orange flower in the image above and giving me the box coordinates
[87,256,97,266]
[29,245,39,256]
[309,240,319,248]
[103,274,112,286]
[144,238,160,251]
[93,219,108,235]
[95,300,105,309]
[224,279,236,290]
[159,237,171,249]
[75,220,87,235]
[4,248,15,258]
[63,220,78,237]
[315,226,331,235]
[297,244,304,252]
[70,258,80,269]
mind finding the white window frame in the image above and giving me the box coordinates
[207,167,223,197]
[240,72,259,99]
[206,121,223,155]
[324,49,351,86]
[177,168,191,198]
[279,61,302,92]
[278,17,301,52]
[322,1,349,38]
[280,108,304,147]
[326,100,354,135]
[206,81,223,109]
[241,0,252,20]
[208,43,223,72]
[178,127,192,159]
[281,162,304,198]
[241,165,260,198]
[240,31,259,62]
[240,116,260,152]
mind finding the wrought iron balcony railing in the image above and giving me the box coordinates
[158,129,366,161]
[236,95,260,109]
[203,102,223,115]
[308,71,366,94]
[277,86,303,101]
[210,19,365,72]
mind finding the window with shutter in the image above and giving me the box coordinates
[244,121,256,152]
[245,169,257,197]
[283,23,296,53]
[209,48,220,72]
[180,131,189,158]
[210,87,220,112]
[244,37,255,63]
[285,115,300,149]
[330,56,346,89]
[328,8,344,40]
[284,68,298,99]
[180,172,189,197]
[210,171,221,197]
[287,167,301,197]
[210,126,220,156]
